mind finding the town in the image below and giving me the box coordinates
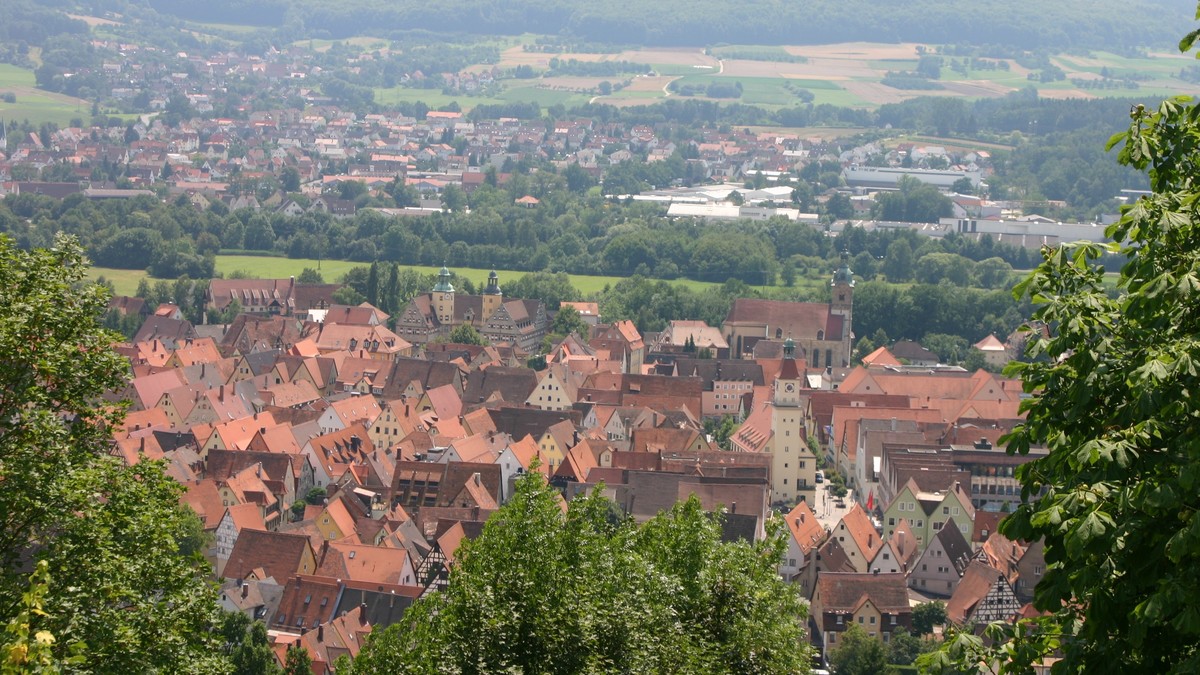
[1,2,1187,673]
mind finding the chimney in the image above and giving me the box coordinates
[317,624,324,642]
[730,501,737,514]
[241,583,248,599]
[359,602,368,624]
[472,472,481,486]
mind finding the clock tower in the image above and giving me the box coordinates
[771,338,816,504]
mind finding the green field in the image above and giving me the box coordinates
[89,255,726,298]
[0,64,90,127]
[374,86,500,110]
[496,86,589,107]
[89,267,151,296]
[214,255,722,296]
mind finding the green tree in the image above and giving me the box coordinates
[550,305,589,339]
[448,323,488,346]
[912,601,947,636]
[297,267,325,284]
[831,624,894,675]
[441,184,467,212]
[280,166,301,193]
[0,234,226,672]
[882,239,915,282]
[930,86,1200,674]
[221,612,281,675]
[341,471,811,674]
[282,645,313,675]
[887,627,927,666]
[781,260,797,287]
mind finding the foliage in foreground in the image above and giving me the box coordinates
[341,471,811,674]
[0,234,226,672]
[922,11,1200,672]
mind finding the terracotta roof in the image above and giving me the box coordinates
[724,298,840,341]
[182,478,225,529]
[785,501,825,554]
[946,560,1008,624]
[837,503,884,563]
[861,346,902,367]
[224,529,315,583]
[816,572,910,613]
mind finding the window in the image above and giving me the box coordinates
[942,506,949,515]
[888,518,895,526]
[837,615,844,625]
[890,615,897,625]
[870,616,876,624]
[829,632,837,644]
[858,616,864,624]
[1034,565,1044,575]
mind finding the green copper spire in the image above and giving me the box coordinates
[433,265,455,293]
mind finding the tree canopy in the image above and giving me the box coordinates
[340,470,811,674]
[922,14,1200,672]
[0,234,225,672]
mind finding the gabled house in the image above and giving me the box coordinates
[946,560,1022,625]
[811,572,912,656]
[830,503,885,573]
[909,520,975,597]
[779,501,827,595]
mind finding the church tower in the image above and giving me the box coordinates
[830,250,855,319]
[482,269,503,322]
[830,251,855,367]
[433,265,456,326]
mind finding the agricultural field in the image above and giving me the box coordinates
[451,40,1200,110]
[0,64,93,127]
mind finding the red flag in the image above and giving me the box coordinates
[866,490,874,512]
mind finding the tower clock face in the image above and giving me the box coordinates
[784,383,795,393]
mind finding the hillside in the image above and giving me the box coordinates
[138,0,1195,50]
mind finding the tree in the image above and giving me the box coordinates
[550,305,589,339]
[280,166,302,193]
[0,234,226,672]
[221,612,281,675]
[447,323,488,346]
[912,601,948,636]
[340,471,811,674]
[831,624,894,675]
[887,627,927,666]
[883,239,915,282]
[925,61,1200,672]
[297,267,325,284]
[282,645,313,675]
[441,184,466,212]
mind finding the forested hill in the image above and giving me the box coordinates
[138,0,1193,49]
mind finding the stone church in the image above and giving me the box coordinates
[721,255,855,367]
